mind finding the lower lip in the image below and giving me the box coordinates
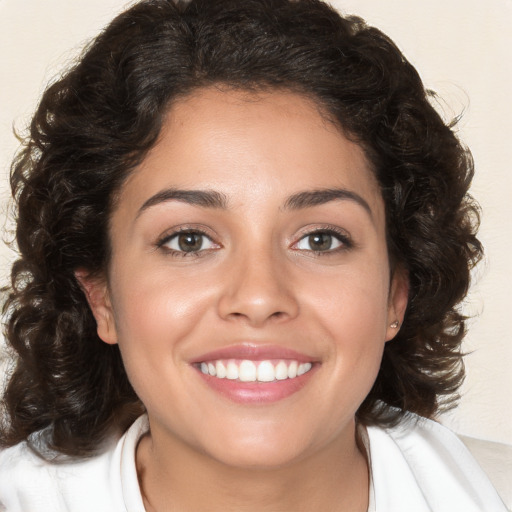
[195,366,317,404]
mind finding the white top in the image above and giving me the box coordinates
[0,414,507,512]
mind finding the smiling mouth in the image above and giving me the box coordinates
[198,359,313,383]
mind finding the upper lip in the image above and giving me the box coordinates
[190,343,316,364]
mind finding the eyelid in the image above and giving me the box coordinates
[290,225,353,253]
[156,225,221,255]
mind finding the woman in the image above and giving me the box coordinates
[0,0,507,510]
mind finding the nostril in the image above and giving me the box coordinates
[225,309,289,325]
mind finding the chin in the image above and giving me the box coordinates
[197,423,318,470]
[211,445,306,471]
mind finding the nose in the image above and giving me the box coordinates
[217,249,300,327]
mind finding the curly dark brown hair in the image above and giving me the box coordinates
[1,0,482,457]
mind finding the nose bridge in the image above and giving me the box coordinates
[217,242,299,326]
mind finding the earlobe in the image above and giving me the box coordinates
[75,270,118,345]
[385,269,409,342]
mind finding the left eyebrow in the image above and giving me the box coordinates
[137,188,229,219]
[283,188,373,218]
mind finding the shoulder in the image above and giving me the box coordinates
[0,438,119,512]
[366,415,509,512]
[0,416,148,512]
[458,434,512,511]
[0,440,64,511]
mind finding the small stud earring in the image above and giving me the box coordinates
[390,320,400,329]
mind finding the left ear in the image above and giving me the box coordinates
[385,268,409,342]
[75,269,118,345]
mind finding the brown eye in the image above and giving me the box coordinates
[161,231,217,254]
[294,230,348,253]
[177,233,204,252]
[308,233,334,251]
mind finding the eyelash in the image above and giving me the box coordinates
[156,226,353,258]
[156,227,219,258]
[292,226,353,255]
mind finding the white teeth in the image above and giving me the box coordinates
[275,361,288,380]
[216,361,227,379]
[257,361,275,382]
[239,360,257,382]
[226,361,239,380]
[297,362,312,376]
[288,360,298,379]
[207,362,216,376]
[199,359,313,382]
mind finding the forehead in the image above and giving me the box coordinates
[116,87,383,217]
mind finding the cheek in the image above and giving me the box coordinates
[109,264,221,352]
[302,265,390,335]
[107,266,216,410]
[302,265,390,382]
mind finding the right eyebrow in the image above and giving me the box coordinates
[136,188,229,219]
[283,188,373,219]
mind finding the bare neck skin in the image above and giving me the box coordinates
[136,422,369,512]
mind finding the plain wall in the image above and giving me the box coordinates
[1,0,511,445]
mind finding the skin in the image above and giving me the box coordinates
[80,88,408,511]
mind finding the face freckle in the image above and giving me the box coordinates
[85,87,408,469]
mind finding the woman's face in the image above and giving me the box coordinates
[84,88,407,468]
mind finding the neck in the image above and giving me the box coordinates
[136,423,369,512]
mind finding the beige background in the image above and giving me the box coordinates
[1,0,511,446]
